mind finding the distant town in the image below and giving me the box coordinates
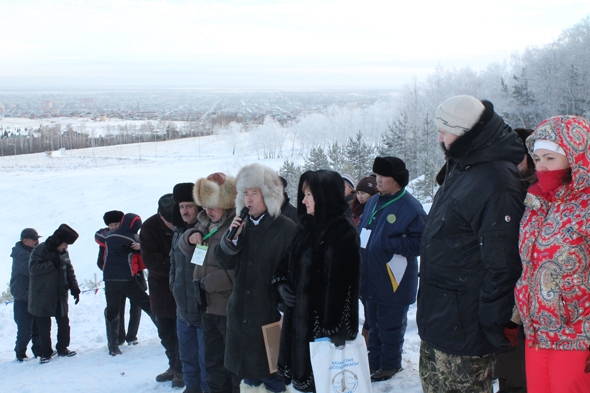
[0,88,396,126]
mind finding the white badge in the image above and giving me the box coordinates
[360,228,371,249]
[191,244,208,266]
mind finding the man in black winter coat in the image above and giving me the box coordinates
[140,194,183,388]
[28,223,81,364]
[417,96,526,392]
[10,228,42,361]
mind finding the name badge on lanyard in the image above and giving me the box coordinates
[191,244,208,266]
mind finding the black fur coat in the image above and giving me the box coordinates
[273,170,361,392]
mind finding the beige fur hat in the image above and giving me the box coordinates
[193,172,237,210]
[235,163,284,218]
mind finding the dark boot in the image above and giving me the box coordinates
[156,368,174,382]
[105,310,122,356]
[172,372,185,388]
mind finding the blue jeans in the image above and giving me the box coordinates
[177,317,208,391]
[243,375,286,393]
[365,300,409,370]
[13,299,41,357]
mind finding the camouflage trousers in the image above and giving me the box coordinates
[419,340,495,393]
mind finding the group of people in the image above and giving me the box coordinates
[9,94,590,393]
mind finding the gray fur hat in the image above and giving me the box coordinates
[235,163,284,218]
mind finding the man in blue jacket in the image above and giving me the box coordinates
[358,156,427,382]
[10,228,42,362]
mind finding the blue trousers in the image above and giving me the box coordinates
[365,300,409,370]
[13,299,41,357]
[177,317,208,391]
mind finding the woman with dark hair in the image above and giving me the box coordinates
[515,116,590,392]
[273,170,361,393]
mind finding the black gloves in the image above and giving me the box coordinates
[482,324,510,351]
[73,293,80,305]
[331,336,346,348]
[277,283,296,308]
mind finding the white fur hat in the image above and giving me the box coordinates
[435,95,485,136]
[235,163,284,218]
[193,172,237,210]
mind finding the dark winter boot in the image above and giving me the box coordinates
[172,372,185,388]
[105,310,122,356]
[156,368,174,382]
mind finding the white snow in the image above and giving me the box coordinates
[0,131,424,392]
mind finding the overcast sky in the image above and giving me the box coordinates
[1,0,590,89]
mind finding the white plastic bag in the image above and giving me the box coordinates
[309,334,371,393]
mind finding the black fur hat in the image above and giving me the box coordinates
[52,223,79,245]
[372,156,409,188]
[103,210,124,226]
[173,183,194,204]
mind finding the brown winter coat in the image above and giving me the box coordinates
[185,209,235,316]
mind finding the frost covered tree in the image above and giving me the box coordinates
[278,159,302,202]
[345,131,376,182]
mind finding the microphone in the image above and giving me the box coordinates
[226,207,249,241]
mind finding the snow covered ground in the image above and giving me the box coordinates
[0,131,424,392]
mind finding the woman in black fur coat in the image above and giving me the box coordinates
[273,170,362,393]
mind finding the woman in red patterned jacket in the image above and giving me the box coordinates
[515,115,590,392]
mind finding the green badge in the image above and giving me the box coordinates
[387,214,396,224]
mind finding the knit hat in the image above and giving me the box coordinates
[157,193,174,223]
[103,210,124,226]
[534,140,566,156]
[341,173,355,190]
[21,228,41,240]
[435,95,485,136]
[356,176,378,195]
[52,224,79,245]
[372,156,409,188]
[173,183,195,204]
[193,172,237,210]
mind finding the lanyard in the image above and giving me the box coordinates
[202,228,219,242]
[367,190,406,226]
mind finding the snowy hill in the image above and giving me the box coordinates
[0,133,424,392]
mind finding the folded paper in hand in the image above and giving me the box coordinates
[386,254,407,292]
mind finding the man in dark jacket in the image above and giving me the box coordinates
[417,95,526,392]
[214,163,296,393]
[188,172,238,393]
[140,194,183,388]
[96,213,153,356]
[170,183,207,393]
[96,210,143,346]
[10,228,42,362]
[28,223,80,364]
[358,157,427,382]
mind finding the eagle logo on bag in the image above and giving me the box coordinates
[331,369,359,393]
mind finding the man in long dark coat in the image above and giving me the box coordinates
[215,163,296,393]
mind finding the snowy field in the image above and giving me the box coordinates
[0,131,424,392]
